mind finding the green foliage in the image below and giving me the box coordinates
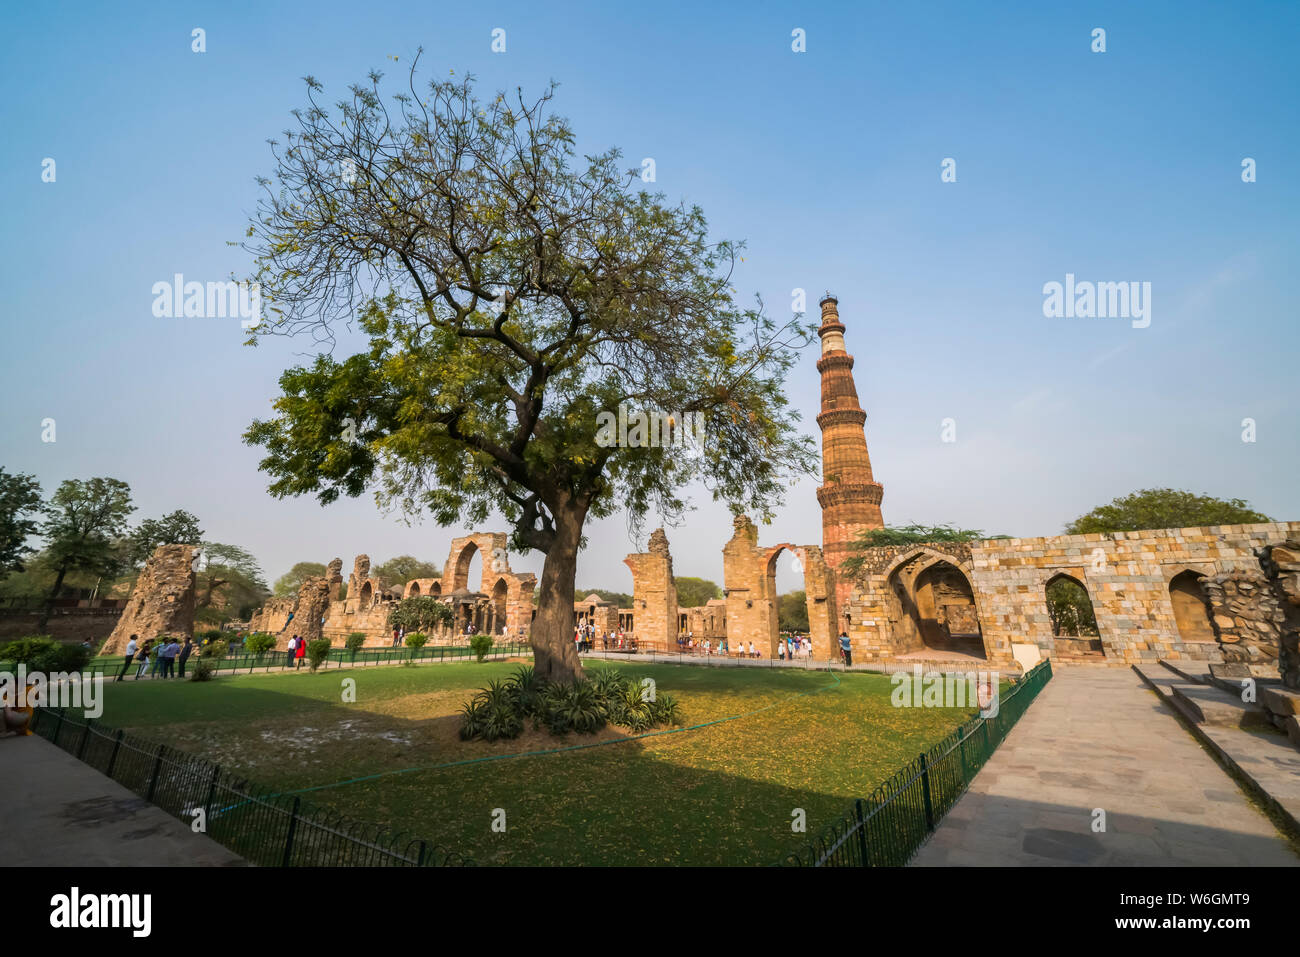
[576,588,632,608]
[344,632,367,656]
[306,638,332,671]
[199,639,229,659]
[405,632,428,650]
[245,632,277,656]
[241,62,818,683]
[372,556,441,588]
[469,633,494,662]
[457,667,680,742]
[389,596,454,634]
[1064,488,1272,535]
[674,577,721,608]
[0,636,90,673]
[1045,577,1099,637]
[0,468,44,581]
[273,561,327,597]
[38,478,136,619]
[190,657,217,682]
[840,524,1005,577]
[194,543,271,620]
[778,590,809,631]
[126,509,204,567]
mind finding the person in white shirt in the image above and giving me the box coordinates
[747,640,755,658]
[116,635,139,682]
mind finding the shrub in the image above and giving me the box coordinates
[0,636,91,674]
[458,679,523,741]
[405,632,428,651]
[542,681,605,736]
[198,629,225,641]
[306,638,332,671]
[507,665,548,718]
[190,657,217,682]
[199,639,228,659]
[469,634,494,662]
[345,632,367,657]
[648,691,681,727]
[245,632,277,656]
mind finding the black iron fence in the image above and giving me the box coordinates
[779,659,1053,866]
[30,708,474,866]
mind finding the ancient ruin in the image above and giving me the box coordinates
[102,544,198,654]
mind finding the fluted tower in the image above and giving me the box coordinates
[816,294,884,586]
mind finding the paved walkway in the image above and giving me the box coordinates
[0,735,245,866]
[911,667,1299,866]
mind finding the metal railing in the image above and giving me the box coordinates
[29,708,474,866]
[779,659,1053,867]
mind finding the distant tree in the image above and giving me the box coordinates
[372,555,441,588]
[839,524,1004,577]
[37,478,135,629]
[675,576,721,608]
[0,468,44,581]
[577,588,632,608]
[1064,488,1272,535]
[126,509,204,567]
[1046,577,1099,637]
[778,589,808,631]
[389,596,454,634]
[196,543,271,620]
[273,561,328,597]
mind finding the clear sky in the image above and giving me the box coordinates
[2,0,1297,595]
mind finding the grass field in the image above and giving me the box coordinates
[91,658,987,865]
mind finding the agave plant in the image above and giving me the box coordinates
[612,681,653,732]
[543,680,606,736]
[482,701,523,741]
[648,691,681,727]
[508,665,549,718]
[459,699,489,740]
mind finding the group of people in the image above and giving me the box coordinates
[284,634,309,668]
[114,634,195,682]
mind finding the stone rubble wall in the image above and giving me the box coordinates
[102,544,198,655]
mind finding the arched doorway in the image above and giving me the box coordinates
[1045,573,1103,657]
[490,578,509,635]
[886,554,986,659]
[1169,570,1215,644]
[408,582,421,597]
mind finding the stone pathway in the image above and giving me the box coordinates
[0,735,245,866]
[910,667,1299,866]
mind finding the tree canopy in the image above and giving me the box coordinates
[839,524,1004,577]
[372,555,441,587]
[1064,488,1272,535]
[675,576,721,607]
[0,468,44,581]
[126,509,204,567]
[241,57,816,680]
[273,561,328,597]
[36,477,135,628]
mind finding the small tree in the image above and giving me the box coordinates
[389,596,454,635]
[405,632,429,661]
[1065,488,1272,535]
[306,638,332,671]
[245,632,277,656]
[36,477,135,629]
[470,634,494,662]
[345,631,367,658]
[839,524,1005,577]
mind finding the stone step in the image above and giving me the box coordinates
[1158,659,1210,684]
[1169,684,1273,730]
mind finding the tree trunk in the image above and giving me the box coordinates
[529,498,587,684]
[36,564,69,632]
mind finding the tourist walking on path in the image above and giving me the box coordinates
[295,636,307,669]
[177,637,194,678]
[286,635,299,668]
[838,631,852,667]
[116,635,138,682]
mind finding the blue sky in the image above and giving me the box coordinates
[2,0,1296,594]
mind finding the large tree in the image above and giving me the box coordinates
[675,576,721,608]
[273,561,328,597]
[195,543,271,621]
[1064,488,1272,535]
[0,468,44,581]
[36,477,134,628]
[242,57,815,681]
[372,555,441,588]
[126,509,205,567]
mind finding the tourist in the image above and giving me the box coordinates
[158,638,178,678]
[295,635,307,669]
[281,610,294,633]
[287,634,300,668]
[748,640,756,658]
[838,631,852,667]
[134,641,152,679]
[778,639,784,661]
[149,640,166,677]
[392,626,401,647]
[116,634,139,682]
[177,636,194,678]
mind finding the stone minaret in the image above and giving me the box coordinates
[815,294,884,590]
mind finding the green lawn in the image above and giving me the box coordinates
[92,659,985,865]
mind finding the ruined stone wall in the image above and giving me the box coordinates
[842,522,1300,669]
[102,544,198,654]
[623,529,678,651]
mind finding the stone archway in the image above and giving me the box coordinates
[884,549,986,659]
[1169,570,1216,644]
[1044,572,1103,657]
